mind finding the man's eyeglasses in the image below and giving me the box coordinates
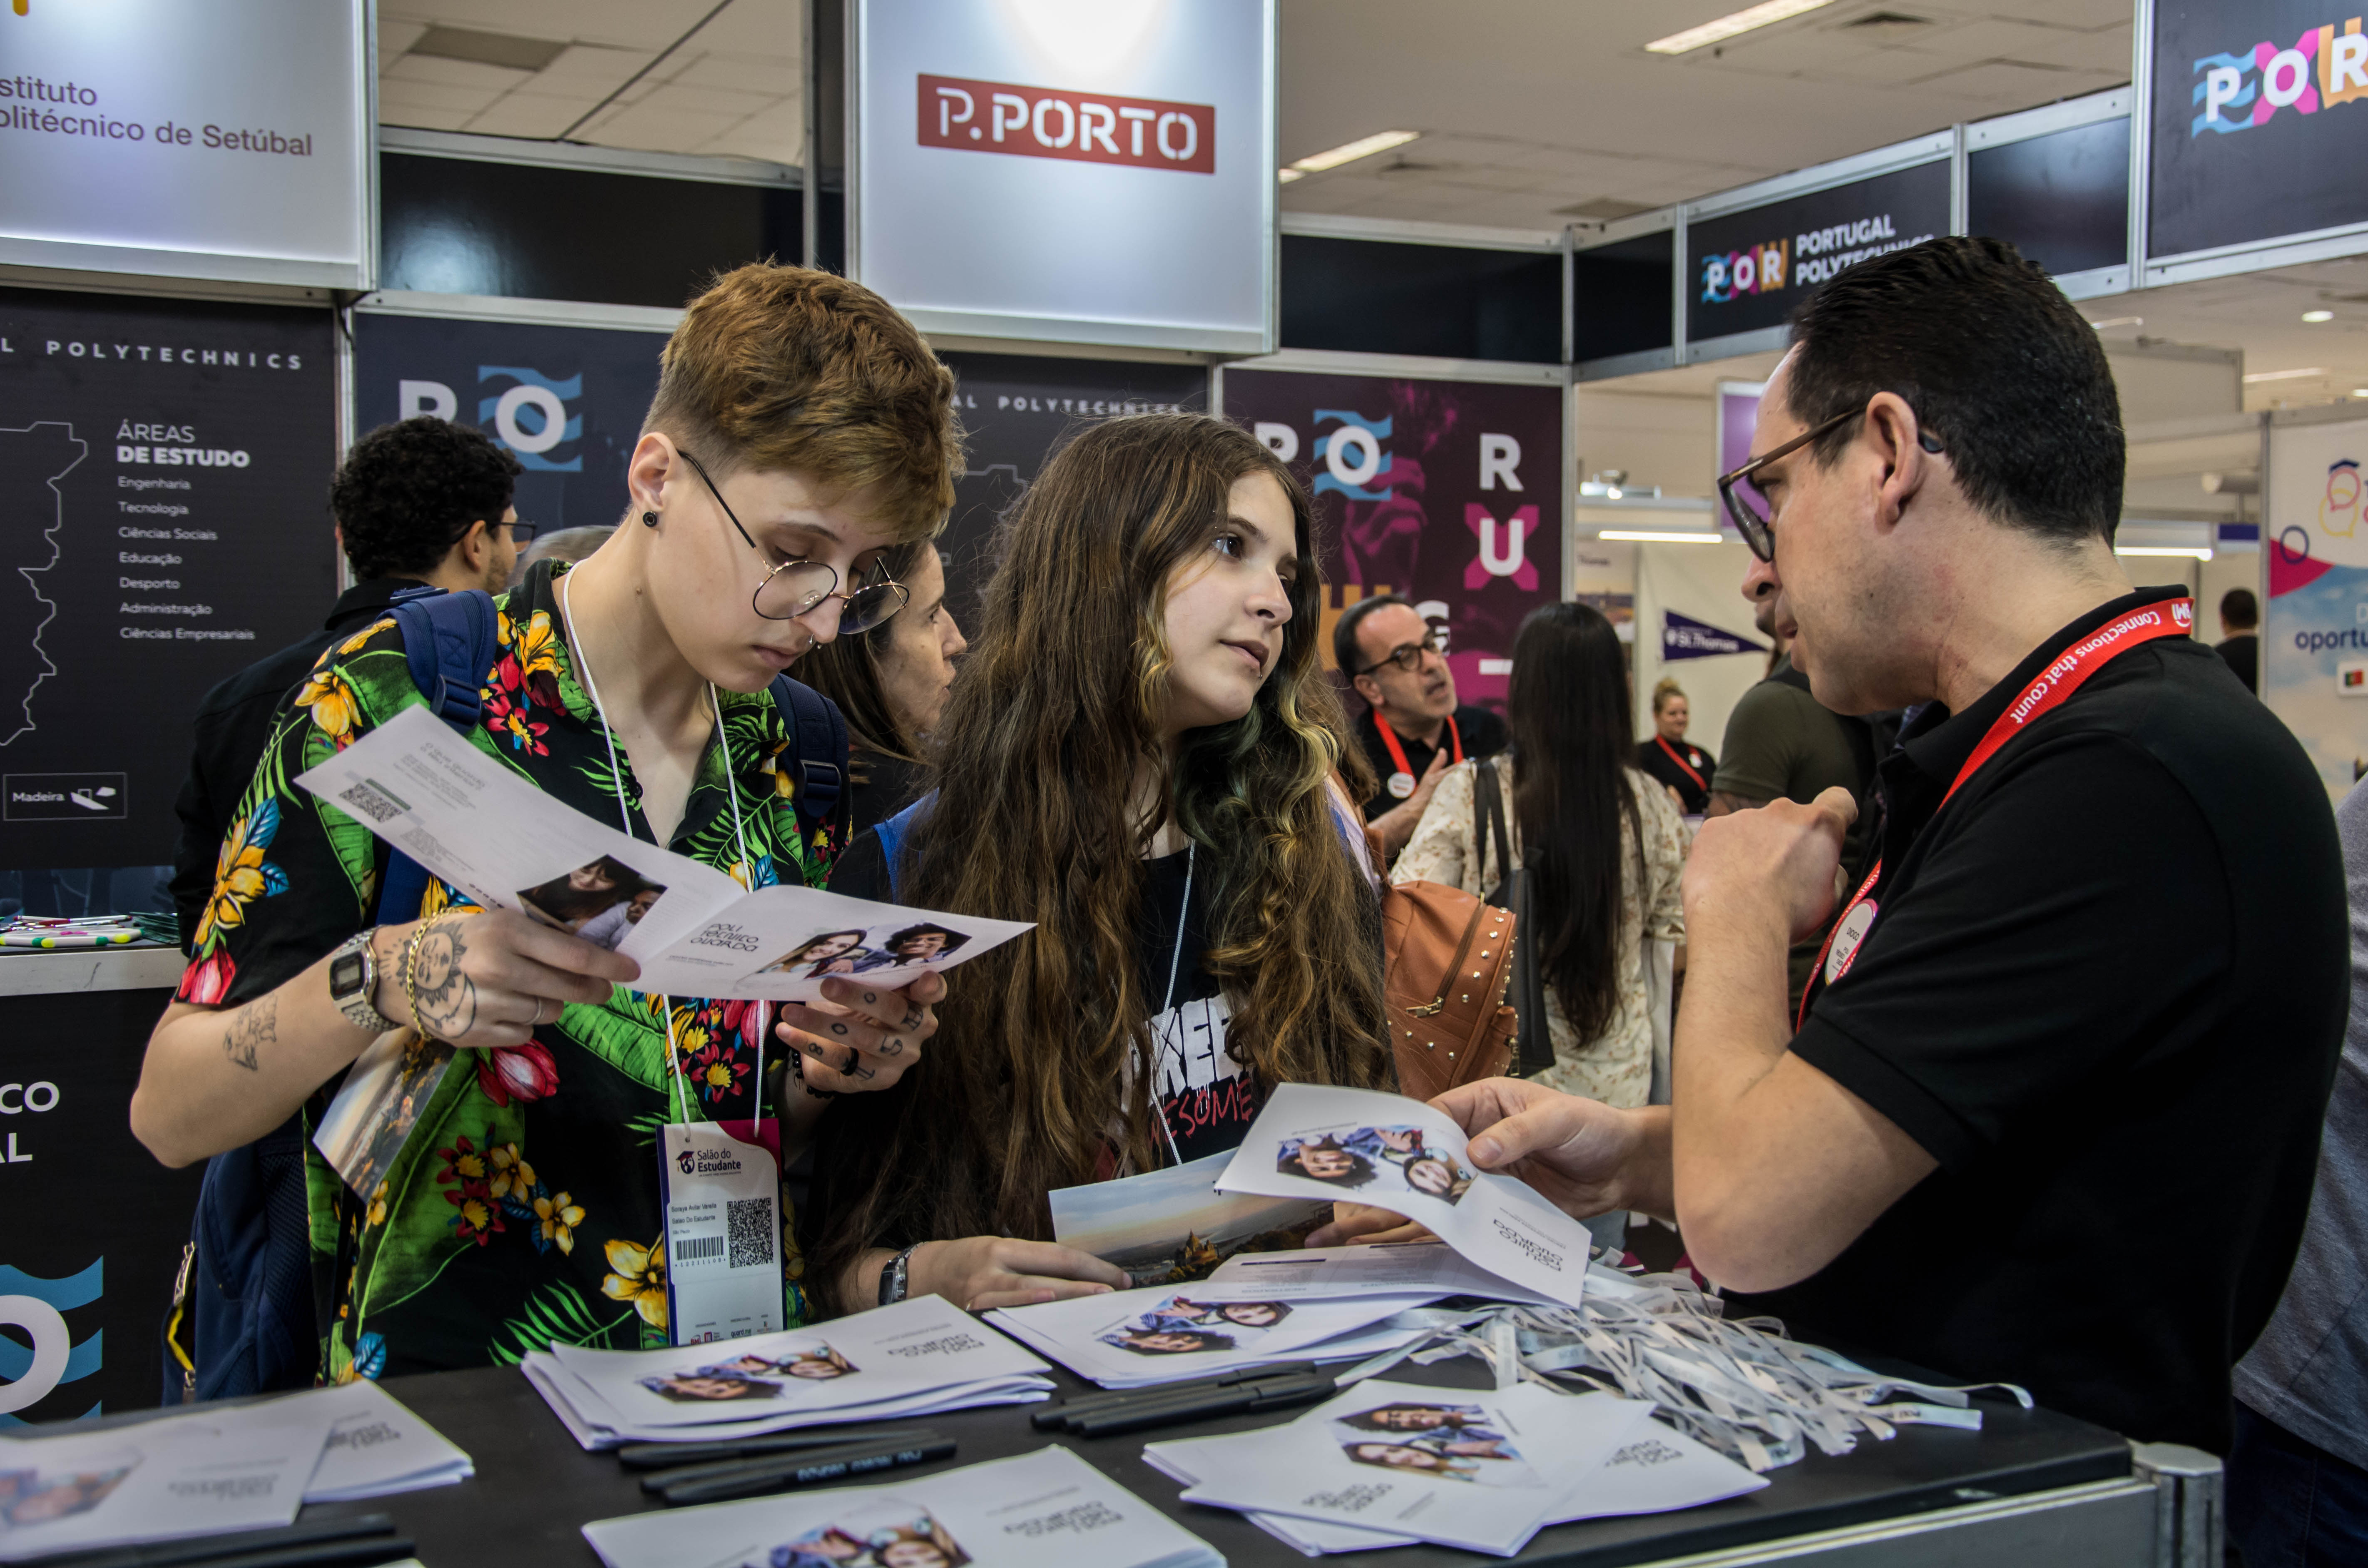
[1355,631,1442,676]
[1717,407,1944,563]
[502,521,539,543]
[679,451,910,632]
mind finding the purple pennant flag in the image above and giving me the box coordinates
[1662,609,1769,661]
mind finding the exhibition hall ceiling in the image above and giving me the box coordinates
[376,0,803,164]
[372,0,2132,227]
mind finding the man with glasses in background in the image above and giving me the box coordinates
[1395,238,2346,1463]
[170,416,530,953]
[1333,594,1506,860]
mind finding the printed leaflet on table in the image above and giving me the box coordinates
[1204,1239,1560,1305]
[295,706,1030,1003]
[985,1280,1444,1389]
[1213,1084,1594,1307]
[1146,1378,1656,1557]
[1146,1408,1766,1555]
[582,1444,1221,1568]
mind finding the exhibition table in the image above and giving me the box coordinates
[299,1358,2206,1567]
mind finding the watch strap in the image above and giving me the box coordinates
[878,1244,920,1307]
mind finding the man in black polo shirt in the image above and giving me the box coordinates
[1334,594,1506,859]
[1387,239,2347,1454]
[169,417,526,949]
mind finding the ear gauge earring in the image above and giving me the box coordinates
[641,510,659,528]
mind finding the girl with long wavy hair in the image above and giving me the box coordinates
[808,413,1395,1314]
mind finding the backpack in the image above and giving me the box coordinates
[166,588,848,1402]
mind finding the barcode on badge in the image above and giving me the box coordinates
[674,1234,726,1263]
[727,1197,774,1269]
[336,779,409,824]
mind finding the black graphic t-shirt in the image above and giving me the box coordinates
[1133,847,1258,1164]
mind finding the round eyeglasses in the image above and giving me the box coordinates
[678,450,910,632]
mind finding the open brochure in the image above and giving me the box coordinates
[1212,1085,1595,1309]
[1048,1149,1329,1288]
[1205,1240,1559,1306]
[582,1445,1221,1568]
[1146,1378,1654,1557]
[985,1281,1443,1389]
[1147,1413,1766,1555]
[0,1399,341,1563]
[295,706,1030,1003]
[547,1296,1050,1430]
[298,1379,475,1503]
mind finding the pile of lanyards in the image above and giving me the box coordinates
[1339,1268,2031,1474]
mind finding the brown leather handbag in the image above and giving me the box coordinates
[1380,879,1519,1102]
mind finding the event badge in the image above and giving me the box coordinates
[658,1117,784,1345]
[1386,771,1415,799]
[1823,898,1878,985]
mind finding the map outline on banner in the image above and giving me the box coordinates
[0,421,84,747]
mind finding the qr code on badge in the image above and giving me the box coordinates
[726,1197,774,1269]
[336,780,405,824]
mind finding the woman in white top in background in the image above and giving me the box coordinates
[1392,602,1685,1109]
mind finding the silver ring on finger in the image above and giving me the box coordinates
[531,996,552,1027]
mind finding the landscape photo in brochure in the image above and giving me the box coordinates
[1047,1149,1329,1286]
[294,707,1030,1002]
[1215,1084,1595,1307]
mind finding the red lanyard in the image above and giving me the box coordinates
[1798,598,2194,1030]
[1378,714,1463,784]
[1654,734,1706,793]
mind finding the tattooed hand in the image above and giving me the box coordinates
[373,909,639,1049]
[778,969,942,1097]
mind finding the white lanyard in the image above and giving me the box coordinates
[1149,841,1193,1167]
[557,570,761,1123]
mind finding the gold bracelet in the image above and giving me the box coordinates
[402,918,435,1039]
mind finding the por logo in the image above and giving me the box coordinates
[918,73,1214,174]
[1701,239,1789,304]
[2194,20,2368,136]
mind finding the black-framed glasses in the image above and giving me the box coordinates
[503,520,540,543]
[1717,408,1945,562]
[1355,630,1442,676]
[679,451,909,632]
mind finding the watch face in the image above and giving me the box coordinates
[329,950,365,998]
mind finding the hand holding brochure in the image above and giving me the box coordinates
[296,706,1030,1002]
[583,1445,1221,1568]
[1212,1084,1596,1307]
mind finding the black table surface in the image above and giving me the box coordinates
[302,1354,2135,1567]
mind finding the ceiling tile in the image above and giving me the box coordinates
[460,92,598,139]
[384,53,535,92]
[532,43,657,92]
[377,78,506,116]
[577,99,750,150]
[667,53,801,94]
[381,17,430,57]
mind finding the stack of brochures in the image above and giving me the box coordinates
[0,1381,470,1562]
[1141,1378,1767,1557]
[584,1445,1222,1568]
[986,1276,1462,1390]
[522,1297,1058,1450]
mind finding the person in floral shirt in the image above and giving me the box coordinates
[131,264,962,1382]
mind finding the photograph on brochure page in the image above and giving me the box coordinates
[1213,1084,1596,1307]
[294,706,1031,1002]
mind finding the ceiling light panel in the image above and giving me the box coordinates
[1646,0,1839,57]
[1288,129,1421,174]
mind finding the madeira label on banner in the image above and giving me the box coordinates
[917,73,1215,174]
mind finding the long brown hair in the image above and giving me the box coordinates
[1508,602,1643,1040]
[811,415,1393,1302]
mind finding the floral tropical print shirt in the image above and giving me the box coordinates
[177,559,831,1383]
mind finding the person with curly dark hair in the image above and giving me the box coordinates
[168,417,528,951]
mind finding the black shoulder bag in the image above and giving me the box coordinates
[1473,757,1555,1079]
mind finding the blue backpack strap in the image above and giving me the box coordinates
[375,589,502,924]
[873,794,934,901]
[767,674,849,831]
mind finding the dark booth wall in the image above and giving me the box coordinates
[1571,229,1675,364]
[1281,234,1562,364]
[378,153,804,307]
[1967,116,2131,282]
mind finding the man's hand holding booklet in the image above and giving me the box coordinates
[296,706,1028,1003]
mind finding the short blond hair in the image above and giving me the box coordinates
[1651,677,1686,713]
[642,263,961,542]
